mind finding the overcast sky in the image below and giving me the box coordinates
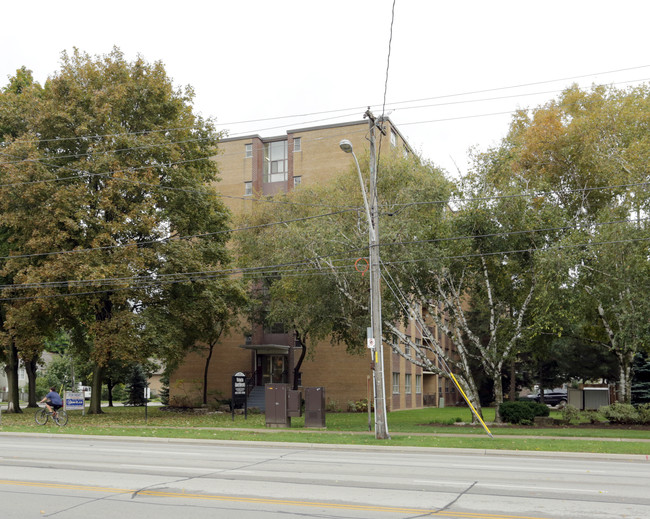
[2,1,649,177]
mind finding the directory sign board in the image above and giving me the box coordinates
[231,372,248,420]
[65,391,85,410]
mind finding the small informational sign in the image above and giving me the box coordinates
[231,372,248,420]
[367,338,375,349]
[65,391,85,411]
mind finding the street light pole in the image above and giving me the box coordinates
[339,113,390,440]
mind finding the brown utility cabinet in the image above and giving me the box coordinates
[265,383,291,428]
[287,389,302,417]
[304,387,326,428]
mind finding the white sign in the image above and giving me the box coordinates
[367,338,375,349]
[65,391,85,410]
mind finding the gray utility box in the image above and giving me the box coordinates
[265,383,291,428]
[568,387,610,410]
[287,389,302,417]
[304,387,326,428]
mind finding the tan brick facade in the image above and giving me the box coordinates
[169,118,453,412]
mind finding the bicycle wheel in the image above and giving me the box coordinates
[35,408,49,425]
[54,409,68,426]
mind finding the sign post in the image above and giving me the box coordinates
[232,372,248,421]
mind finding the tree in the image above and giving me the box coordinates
[490,84,650,402]
[0,48,231,413]
[0,67,43,413]
[123,364,148,406]
[144,272,247,406]
[235,152,486,410]
[631,353,650,405]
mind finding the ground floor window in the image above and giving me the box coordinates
[392,373,400,394]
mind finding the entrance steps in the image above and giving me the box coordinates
[247,386,266,412]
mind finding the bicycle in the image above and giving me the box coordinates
[35,406,68,426]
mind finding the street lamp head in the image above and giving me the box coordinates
[339,139,354,154]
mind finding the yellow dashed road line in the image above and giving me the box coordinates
[0,479,551,519]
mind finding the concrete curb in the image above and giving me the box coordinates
[1,431,648,462]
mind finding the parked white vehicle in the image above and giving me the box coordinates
[77,385,92,400]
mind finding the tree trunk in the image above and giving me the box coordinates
[25,356,39,407]
[203,342,215,406]
[493,371,504,423]
[509,358,517,402]
[107,377,114,407]
[616,351,634,403]
[4,340,22,413]
[87,364,104,414]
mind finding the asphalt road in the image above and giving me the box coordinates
[0,434,649,519]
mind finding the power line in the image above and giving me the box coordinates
[390,181,650,209]
[0,124,210,147]
[3,234,648,298]
[2,65,647,148]
[0,208,357,261]
[0,135,216,166]
[0,178,646,263]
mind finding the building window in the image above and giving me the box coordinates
[245,143,252,158]
[392,373,400,394]
[293,137,301,152]
[263,140,288,183]
[390,129,397,147]
[293,176,302,188]
[415,374,422,394]
[244,181,252,196]
[404,374,412,394]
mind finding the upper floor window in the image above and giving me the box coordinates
[245,143,252,158]
[392,373,400,394]
[263,140,288,183]
[293,176,302,188]
[293,137,301,152]
[390,129,397,147]
[244,181,252,196]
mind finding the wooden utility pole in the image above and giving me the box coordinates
[366,109,389,440]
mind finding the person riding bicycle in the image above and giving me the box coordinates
[40,386,63,416]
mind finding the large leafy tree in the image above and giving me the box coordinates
[490,84,650,402]
[0,48,232,413]
[0,67,44,412]
[236,152,474,406]
[143,241,248,406]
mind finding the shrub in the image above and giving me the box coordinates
[499,401,550,424]
[599,403,639,424]
[636,403,650,424]
[347,399,370,412]
[325,399,342,413]
[561,404,581,424]
[583,410,606,424]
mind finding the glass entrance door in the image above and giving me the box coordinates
[260,355,286,384]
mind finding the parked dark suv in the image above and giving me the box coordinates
[526,388,568,407]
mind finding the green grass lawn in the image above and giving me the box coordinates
[1,405,649,455]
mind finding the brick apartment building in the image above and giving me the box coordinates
[169,118,459,411]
